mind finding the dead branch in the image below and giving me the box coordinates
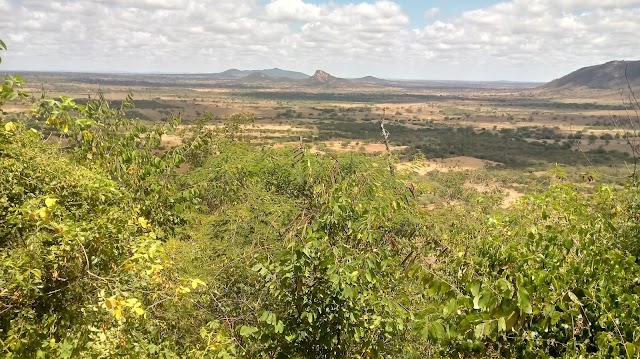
[380,108,395,176]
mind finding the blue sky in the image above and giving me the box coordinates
[289,0,503,27]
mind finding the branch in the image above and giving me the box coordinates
[380,108,395,176]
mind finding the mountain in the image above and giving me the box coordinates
[306,70,351,87]
[541,60,640,91]
[216,68,309,80]
[260,68,309,79]
[218,69,248,78]
[352,76,390,86]
[234,71,274,84]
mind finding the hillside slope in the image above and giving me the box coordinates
[542,60,640,90]
[218,68,309,80]
[305,70,352,87]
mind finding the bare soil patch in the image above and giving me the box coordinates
[398,157,503,174]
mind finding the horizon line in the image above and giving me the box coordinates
[0,69,547,83]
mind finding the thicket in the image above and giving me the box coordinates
[2,40,640,358]
[315,121,629,168]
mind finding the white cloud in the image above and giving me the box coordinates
[424,7,440,18]
[0,0,638,81]
[265,0,323,21]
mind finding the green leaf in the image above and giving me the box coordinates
[517,288,533,314]
[496,278,512,297]
[505,311,519,330]
[365,269,374,283]
[473,295,481,310]
[469,282,481,297]
[443,298,457,316]
[239,326,258,337]
[498,317,507,332]
[478,290,492,310]
[432,322,446,339]
[625,343,635,359]
[563,238,574,250]
[274,321,284,334]
[474,323,485,339]
[567,291,583,306]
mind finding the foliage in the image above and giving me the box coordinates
[0,66,217,356]
[31,92,210,232]
[0,123,181,356]
[0,38,6,64]
[412,184,640,358]
[0,76,28,114]
[245,167,417,358]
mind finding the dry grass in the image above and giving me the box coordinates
[398,157,503,175]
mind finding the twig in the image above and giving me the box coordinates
[77,238,116,282]
[624,65,640,182]
[573,140,597,173]
[380,108,395,176]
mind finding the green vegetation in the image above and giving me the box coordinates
[439,107,475,117]
[3,41,640,358]
[315,121,629,168]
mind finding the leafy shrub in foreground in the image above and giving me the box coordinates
[417,184,640,358]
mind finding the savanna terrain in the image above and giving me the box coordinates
[3,65,640,358]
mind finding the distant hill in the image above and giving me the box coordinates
[234,71,274,84]
[218,69,247,78]
[306,70,351,87]
[217,68,309,80]
[542,60,640,91]
[261,68,309,80]
[352,76,390,86]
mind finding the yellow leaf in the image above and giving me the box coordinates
[82,130,93,141]
[45,198,57,208]
[105,298,117,309]
[191,278,206,289]
[38,208,49,219]
[4,122,17,132]
[138,217,148,228]
[113,308,122,320]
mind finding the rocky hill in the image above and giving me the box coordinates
[541,60,640,91]
[306,70,352,87]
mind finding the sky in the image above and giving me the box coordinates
[1,0,640,81]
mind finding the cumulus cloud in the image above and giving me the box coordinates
[424,7,440,18]
[412,0,640,79]
[0,0,638,81]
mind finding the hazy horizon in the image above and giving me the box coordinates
[1,67,552,83]
[2,0,639,82]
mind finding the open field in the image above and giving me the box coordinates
[10,72,639,206]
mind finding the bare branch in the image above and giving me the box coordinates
[380,108,395,176]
